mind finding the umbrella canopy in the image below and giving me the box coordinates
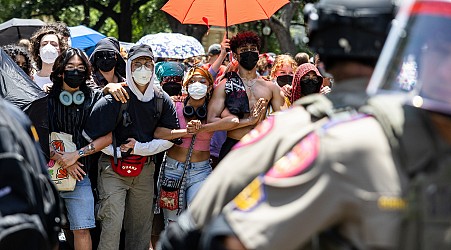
[0,48,49,159]
[136,33,205,59]
[0,18,45,46]
[69,25,106,55]
[161,0,289,27]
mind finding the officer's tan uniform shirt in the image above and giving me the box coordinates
[189,78,405,249]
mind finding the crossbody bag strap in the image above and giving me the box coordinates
[177,134,197,189]
[176,134,197,215]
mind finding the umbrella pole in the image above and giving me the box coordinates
[16,26,22,40]
[224,0,228,38]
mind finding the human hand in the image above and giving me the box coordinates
[66,162,86,181]
[43,83,53,93]
[120,138,136,154]
[249,98,267,125]
[221,33,230,54]
[106,82,129,103]
[281,85,292,99]
[58,151,82,169]
[187,120,202,134]
[320,85,331,95]
[170,95,186,103]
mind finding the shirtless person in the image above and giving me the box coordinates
[208,31,285,161]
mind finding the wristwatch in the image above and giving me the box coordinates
[78,149,85,158]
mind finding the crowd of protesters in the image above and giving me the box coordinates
[1,21,332,250]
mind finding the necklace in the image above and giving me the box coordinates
[242,76,258,90]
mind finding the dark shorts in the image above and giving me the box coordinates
[218,137,239,162]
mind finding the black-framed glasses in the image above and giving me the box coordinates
[65,64,86,72]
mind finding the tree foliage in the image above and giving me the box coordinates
[0,0,318,53]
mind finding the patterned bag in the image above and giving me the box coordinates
[157,135,196,213]
[48,132,77,191]
[159,177,180,211]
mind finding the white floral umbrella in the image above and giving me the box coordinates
[137,33,205,59]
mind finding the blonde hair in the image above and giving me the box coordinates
[269,54,297,80]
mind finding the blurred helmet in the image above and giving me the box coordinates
[305,0,397,67]
[367,0,451,115]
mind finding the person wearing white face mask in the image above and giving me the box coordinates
[29,27,67,90]
[81,44,186,250]
[154,67,228,227]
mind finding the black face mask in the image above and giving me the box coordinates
[96,58,116,72]
[162,82,182,96]
[277,75,293,87]
[64,70,86,89]
[300,79,321,96]
[238,51,259,71]
[20,66,28,74]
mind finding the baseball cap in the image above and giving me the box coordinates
[207,44,221,55]
[128,44,154,61]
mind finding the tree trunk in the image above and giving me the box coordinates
[83,0,90,26]
[118,0,133,42]
[268,1,301,55]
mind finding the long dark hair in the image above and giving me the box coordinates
[49,48,92,96]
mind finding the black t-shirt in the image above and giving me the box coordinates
[83,86,179,145]
[48,87,103,171]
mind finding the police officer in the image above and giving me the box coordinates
[159,0,451,249]
[158,0,398,249]
[0,97,62,249]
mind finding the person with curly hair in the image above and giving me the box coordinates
[207,31,285,161]
[43,21,71,44]
[29,26,68,90]
[2,44,33,77]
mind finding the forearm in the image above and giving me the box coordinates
[205,116,240,132]
[78,133,112,157]
[134,139,174,156]
[209,52,227,78]
[154,127,188,140]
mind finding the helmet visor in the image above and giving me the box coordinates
[368,0,451,115]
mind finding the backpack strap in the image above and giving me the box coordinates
[153,85,164,121]
[113,102,129,165]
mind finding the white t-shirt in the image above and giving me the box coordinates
[33,72,52,90]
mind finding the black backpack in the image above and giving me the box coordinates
[0,100,62,250]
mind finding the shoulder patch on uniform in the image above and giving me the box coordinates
[233,116,275,150]
[266,132,319,178]
[232,175,266,212]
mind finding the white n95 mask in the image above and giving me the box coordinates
[188,82,208,99]
[40,44,59,64]
[132,66,153,86]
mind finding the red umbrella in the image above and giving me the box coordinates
[161,0,289,36]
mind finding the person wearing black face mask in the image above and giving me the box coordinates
[267,54,297,107]
[89,37,129,104]
[290,62,324,104]
[48,48,108,250]
[207,31,285,160]
[155,61,185,98]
